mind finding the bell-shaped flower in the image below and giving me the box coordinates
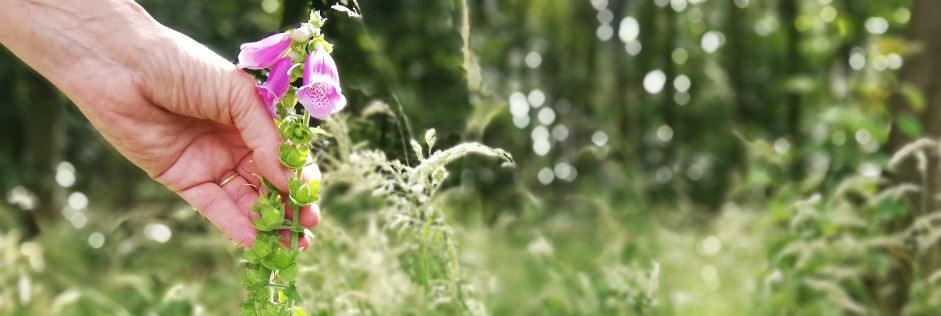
[255,57,293,117]
[297,48,346,120]
[237,33,292,70]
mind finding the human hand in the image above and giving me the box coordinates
[0,0,319,247]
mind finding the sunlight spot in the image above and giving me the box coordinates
[672,48,688,65]
[886,53,903,70]
[619,17,640,42]
[67,192,88,210]
[531,126,549,141]
[554,162,576,182]
[643,70,667,94]
[537,167,555,185]
[56,161,76,188]
[525,51,542,69]
[528,89,546,108]
[831,131,847,146]
[673,75,691,92]
[597,24,614,41]
[865,17,889,35]
[533,139,551,156]
[552,125,570,141]
[859,161,881,178]
[657,125,674,143]
[509,92,529,117]
[625,41,642,56]
[88,232,105,249]
[820,6,837,23]
[701,31,725,54]
[670,0,687,12]
[700,235,722,256]
[513,115,530,129]
[849,48,866,70]
[261,0,279,13]
[7,186,36,211]
[597,9,614,24]
[855,129,872,145]
[687,164,704,181]
[592,131,609,147]
[774,138,791,154]
[538,107,556,125]
[145,223,172,243]
[675,92,691,106]
[656,167,672,183]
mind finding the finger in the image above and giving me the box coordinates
[278,229,311,250]
[178,182,257,248]
[285,204,321,228]
[226,69,290,192]
[219,173,261,221]
[235,154,262,188]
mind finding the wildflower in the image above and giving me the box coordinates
[297,48,346,119]
[255,57,293,117]
[237,33,291,70]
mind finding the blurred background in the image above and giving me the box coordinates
[3,0,941,314]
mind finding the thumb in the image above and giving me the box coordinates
[224,69,291,192]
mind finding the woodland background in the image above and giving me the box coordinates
[3,0,941,315]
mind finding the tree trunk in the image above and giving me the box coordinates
[886,0,941,311]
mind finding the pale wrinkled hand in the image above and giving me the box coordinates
[0,1,319,247]
[110,30,321,247]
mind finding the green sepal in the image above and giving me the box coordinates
[280,88,298,112]
[262,247,298,271]
[252,203,284,232]
[240,267,271,290]
[271,249,299,269]
[279,119,314,145]
[289,178,320,206]
[260,178,279,196]
[244,235,274,262]
[279,143,310,169]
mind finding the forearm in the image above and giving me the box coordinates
[0,0,165,105]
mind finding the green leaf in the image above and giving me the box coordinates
[291,306,308,316]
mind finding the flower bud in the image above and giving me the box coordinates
[290,178,320,206]
[291,23,316,42]
[279,144,310,169]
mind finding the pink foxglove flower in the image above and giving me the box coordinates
[297,48,346,120]
[237,33,292,70]
[255,57,293,117]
